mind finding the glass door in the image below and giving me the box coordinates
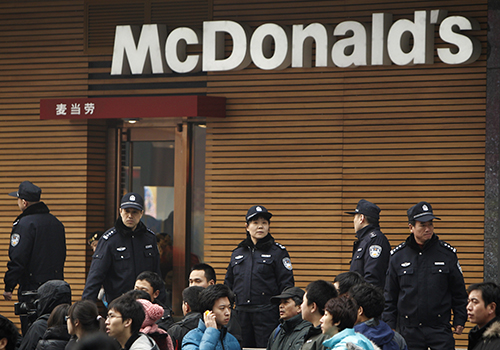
[119,124,206,314]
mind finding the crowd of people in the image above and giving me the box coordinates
[1,181,500,350]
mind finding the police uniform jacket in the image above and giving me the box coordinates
[382,233,467,329]
[4,202,66,294]
[82,217,163,303]
[350,224,391,290]
[224,233,294,306]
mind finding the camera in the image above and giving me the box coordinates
[14,290,38,316]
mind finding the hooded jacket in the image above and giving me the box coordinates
[19,280,72,350]
[354,319,407,350]
[267,314,311,350]
[468,317,500,350]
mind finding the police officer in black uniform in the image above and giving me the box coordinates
[225,205,294,348]
[3,181,66,334]
[82,192,165,304]
[346,199,390,290]
[383,201,467,350]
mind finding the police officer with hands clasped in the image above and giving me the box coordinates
[225,205,294,348]
[346,199,390,290]
[383,201,467,350]
[82,192,166,304]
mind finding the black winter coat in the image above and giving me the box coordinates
[225,233,294,306]
[383,234,467,329]
[36,325,70,350]
[468,318,500,350]
[350,224,391,290]
[82,217,164,303]
[4,202,66,294]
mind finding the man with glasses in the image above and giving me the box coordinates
[105,295,159,350]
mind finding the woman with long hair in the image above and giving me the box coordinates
[65,300,104,350]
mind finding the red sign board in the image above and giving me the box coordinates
[40,95,226,120]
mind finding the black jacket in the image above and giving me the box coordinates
[350,224,391,290]
[167,312,202,350]
[383,234,467,328]
[225,233,294,306]
[266,314,311,350]
[468,317,500,350]
[4,202,66,294]
[36,325,70,350]
[82,217,164,303]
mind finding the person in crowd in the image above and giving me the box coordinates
[189,264,216,288]
[225,205,294,348]
[136,299,173,350]
[0,315,20,350]
[65,300,103,350]
[300,280,338,350]
[182,284,239,350]
[19,280,72,350]
[105,295,159,350]
[467,282,500,350]
[83,193,165,304]
[321,296,376,350]
[191,263,242,343]
[333,272,364,296]
[350,283,407,350]
[167,286,204,350]
[134,271,173,330]
[267,287,311,350]
[383,201,467,350]
[3,181,66,334]
[73,333,120,350]
[36,304,71,350]
[345,199,390,290]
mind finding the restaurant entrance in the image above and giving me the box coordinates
[117,122,206,314]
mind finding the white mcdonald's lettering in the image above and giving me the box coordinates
[110,9,481,75]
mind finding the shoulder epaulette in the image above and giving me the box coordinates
[102,228,116,240]
[440,241,457,253]
[146,228,156,236]
[369,231,378,238]
[275,242,286,250]
[390,242,406,255]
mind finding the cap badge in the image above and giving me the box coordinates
[130,195,136,201]
[256,206,262,212]
[422,204,428,211]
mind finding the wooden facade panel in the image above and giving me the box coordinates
[204,1,487,346]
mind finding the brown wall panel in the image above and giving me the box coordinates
[204,1,487,346]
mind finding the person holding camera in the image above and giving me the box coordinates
[3,181,66,334]
[18,280,72,350]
